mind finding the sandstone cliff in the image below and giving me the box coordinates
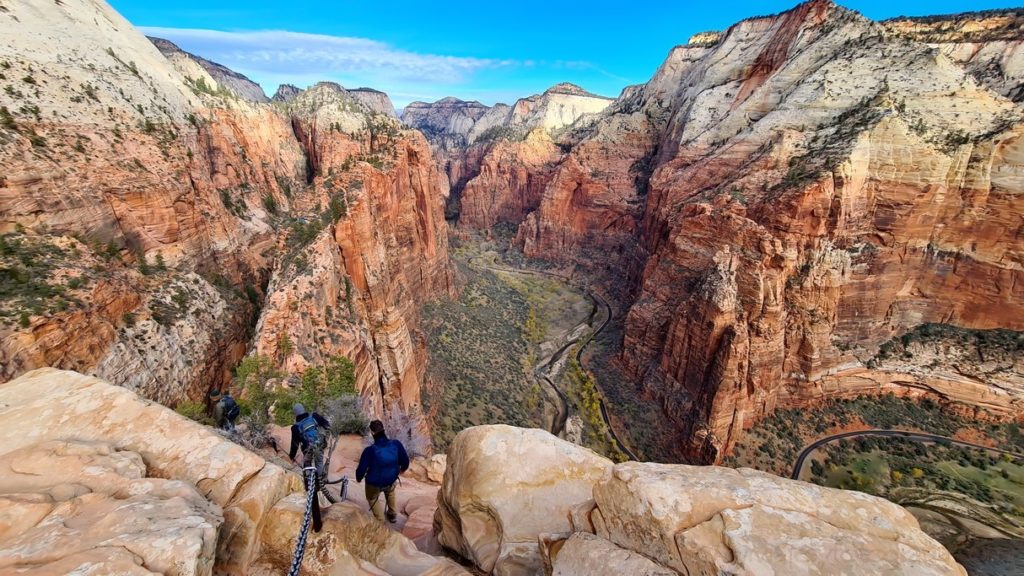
[0,0,452,424]
[488,0,1024,462]
[149,36,270,103]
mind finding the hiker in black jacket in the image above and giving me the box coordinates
[289,403,331,532]
[356,420,409,523]
[288,403,331,467]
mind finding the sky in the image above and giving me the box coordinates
[110,0,1021,108]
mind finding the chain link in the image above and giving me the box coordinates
[287,466,318,576]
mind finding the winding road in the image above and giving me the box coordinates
[790,429,1024,480]
[469,256,639,459]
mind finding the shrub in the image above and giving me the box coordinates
[175,400,214,425]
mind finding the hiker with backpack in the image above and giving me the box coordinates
[213,390,240,432]
[289,403,332,532]
[355,420,409,523]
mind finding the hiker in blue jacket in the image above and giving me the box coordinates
[356,420,409,523]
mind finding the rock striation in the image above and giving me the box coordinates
[0,368,466,576]
[436,425,965,576]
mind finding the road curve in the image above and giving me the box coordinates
[790,429,1024,480]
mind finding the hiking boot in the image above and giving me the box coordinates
[386,510,397,523]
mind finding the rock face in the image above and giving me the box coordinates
[402,84,612,225]
[431,0,1024,462]
[0,369,465,576]
[0,0,453,423]
[272,84,303,102]
[883,9,1024,102]
[349,87,399,117]
[149,36,270,102]
[436,426,965,576]
[434,425,613,575]
[0,440,221,576]
[252,83,453,422]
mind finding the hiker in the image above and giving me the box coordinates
[213,390,240,432]
[289,403,332,532]
[289,403,331,470]
[356,420,409,523]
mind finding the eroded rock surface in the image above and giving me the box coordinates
[434,425,613,574]
[436,425,964,576]
[0,369,466,576]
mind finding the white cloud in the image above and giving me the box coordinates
[140,27,514,85]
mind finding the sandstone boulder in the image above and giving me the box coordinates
[546,533,675,576]
[0,440,221,576]
[434,425,614,575]
[438,428,965,576]
[408,454,448,483]
[592,463,965,576]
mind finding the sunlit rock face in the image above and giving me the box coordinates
[0,0,452,420]
[882,9,1024,102]
[435,425,965,576]
[447,0,1024,462]
[402,84,613,225]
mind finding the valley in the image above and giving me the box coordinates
[1,0,1023,574]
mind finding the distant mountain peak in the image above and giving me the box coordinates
[543,82,610,99]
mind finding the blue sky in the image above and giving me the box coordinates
[111,0,1021,108]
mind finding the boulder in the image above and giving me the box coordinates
[592,462,966,576]
[408,454,447,484]
[546,532,675,576]
[434,425,614,575]
[0,440,221,576]
[437,428,965,576]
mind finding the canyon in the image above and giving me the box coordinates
[406,1,1024,463]
[1,0,1023,573]
[0,0,1020,465]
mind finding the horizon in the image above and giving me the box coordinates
[112,0,1022,108]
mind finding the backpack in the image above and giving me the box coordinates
[298,414,322,448]
[371,440,401,485]
[222,396,240,420]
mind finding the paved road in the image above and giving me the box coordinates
[790,429,1024,480]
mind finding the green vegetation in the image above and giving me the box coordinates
[873,323,1024,363]
[175,400,214,426]
[234,354,366,436]
[565,355,627,462]
[729,393,1024,475]
[0,233,86,324]
[422,259,537,449]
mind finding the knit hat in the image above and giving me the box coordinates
[292,403,306,416]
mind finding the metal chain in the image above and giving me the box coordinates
[287,466,318,576]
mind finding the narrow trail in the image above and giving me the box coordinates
[469,256,639,460]
[790,429,1024,480]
